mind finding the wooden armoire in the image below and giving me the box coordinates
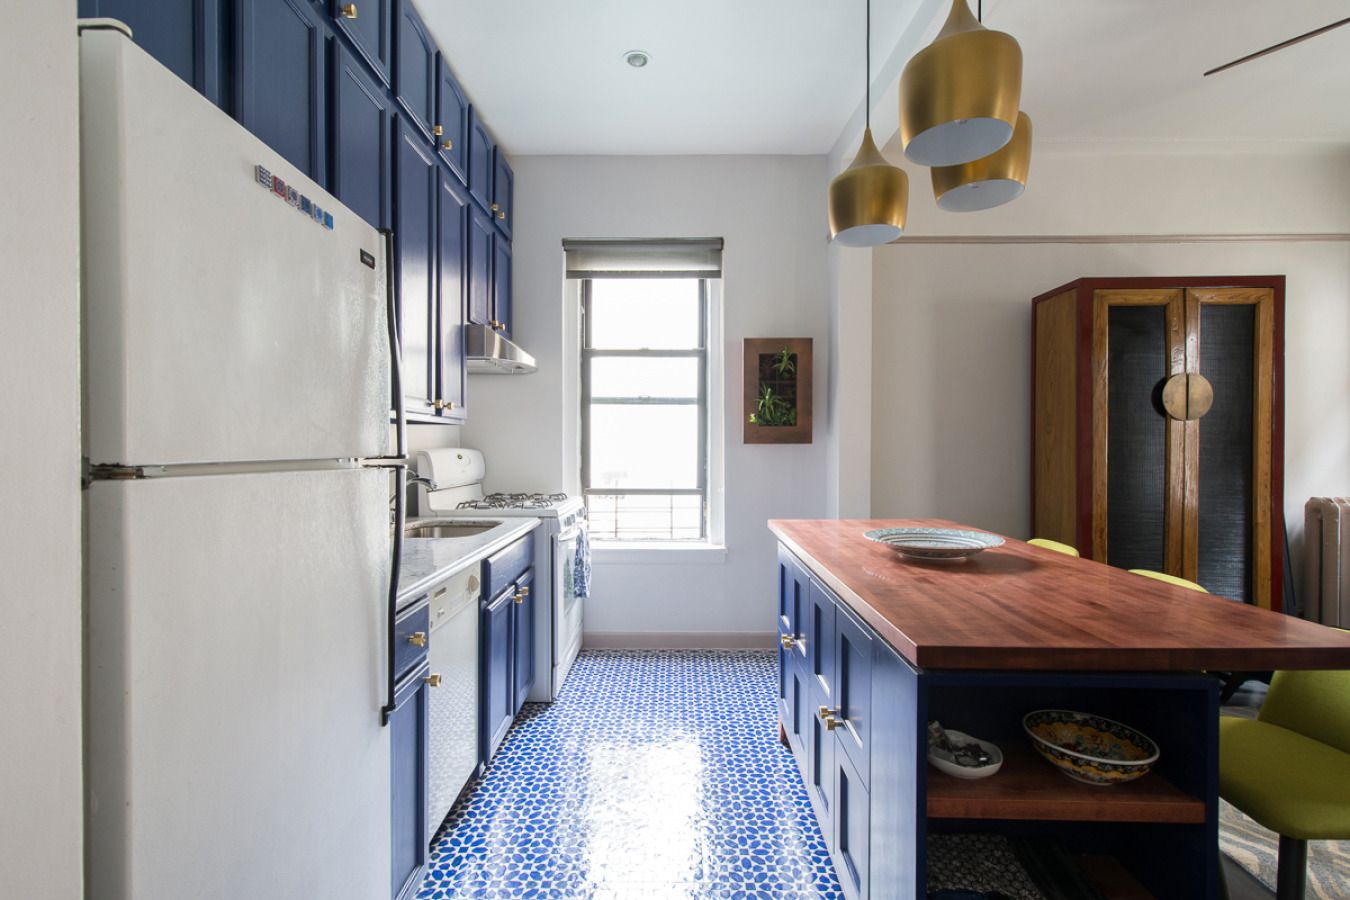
[1031,277,1285,610]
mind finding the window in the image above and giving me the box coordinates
[568,239,722,542]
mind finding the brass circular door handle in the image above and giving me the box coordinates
[407,631,427,647]
[339,3,358,18]
[424,673,442,688]
[1162,372,1215,421]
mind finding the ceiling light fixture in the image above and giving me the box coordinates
[899,0,1022,167]
[828,0,908,246]
[624,50,650,68]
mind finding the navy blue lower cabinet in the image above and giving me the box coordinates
[330,42,391,229]
[79,0,228,106]
[868,642,924,900]
[235,0,329,182]
[480,585,515,764]
[491,235,513,340]
[435,167,469,421]
[807,578,837,711]
[510,568,536,714]
[394,117,437,419]
[805,674,837,830]
[389,662,429,900]
[834,602,873,777]
[834,745,871,900]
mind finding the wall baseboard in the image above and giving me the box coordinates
[583,631,777,650]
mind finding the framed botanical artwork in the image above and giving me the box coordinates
[743,338,812,444]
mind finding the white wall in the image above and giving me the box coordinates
[866,147,1350,600]
[463,155,832,642]
[0,3,84,898]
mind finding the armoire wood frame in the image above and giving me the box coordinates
[1031,276,1285,611]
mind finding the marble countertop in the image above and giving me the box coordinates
[398,517,541,607]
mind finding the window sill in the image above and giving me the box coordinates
[592,542,728,565]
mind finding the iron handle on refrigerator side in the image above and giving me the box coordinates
[380,229,407,725]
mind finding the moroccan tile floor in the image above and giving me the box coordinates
[417,649,843,899]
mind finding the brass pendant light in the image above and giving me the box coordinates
[932,110,1032,212]
[899,0,1022,167]
[829,0,908,246]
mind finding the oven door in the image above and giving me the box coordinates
[552,519,586,693]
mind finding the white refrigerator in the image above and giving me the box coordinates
[81,25,403,900]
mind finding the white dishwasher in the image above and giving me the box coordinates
[426,567,481,842]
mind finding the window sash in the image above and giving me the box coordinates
[580,278,709,540]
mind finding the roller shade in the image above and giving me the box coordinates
[564,238,723,279]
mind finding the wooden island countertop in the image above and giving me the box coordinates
[769,518,1350,672]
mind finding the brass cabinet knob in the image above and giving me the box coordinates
[496,210,506,220]
[818,706,838,720]
[441,138,454,151]
[513,591,525,604]
[432,125,444,137]
[825,715,844,731]
[779,633,802,650]
[424,673,442,687]
[407,631,427,647]
[490,203,499,212]
[339,3,358,18]
[520,586,530,596]
[434,399,456,411]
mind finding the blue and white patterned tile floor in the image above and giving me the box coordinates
[418,649,843,899]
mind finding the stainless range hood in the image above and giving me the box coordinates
[466,324,537,374]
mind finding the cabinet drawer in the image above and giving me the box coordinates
[482,532,534,603]
[393,596,430,683]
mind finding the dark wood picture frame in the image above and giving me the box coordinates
[744,337,813,444]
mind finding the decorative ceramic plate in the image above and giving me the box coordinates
[864,527,1005,561]
[1023,709,1160,786]
[927,725,1003,780]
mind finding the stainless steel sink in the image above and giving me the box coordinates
[405,522,498,539]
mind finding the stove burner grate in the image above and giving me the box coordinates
[456,492,571,510]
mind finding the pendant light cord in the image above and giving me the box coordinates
[865,0,871,129]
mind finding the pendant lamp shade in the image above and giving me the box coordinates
[829,128,909,246]
[899,0,1022,167]
[931,111,1032,212]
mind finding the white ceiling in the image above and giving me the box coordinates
[421,1,1350,156]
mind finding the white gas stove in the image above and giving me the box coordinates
[412,449,587,702]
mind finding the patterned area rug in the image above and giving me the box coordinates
[1218,704,1350,900]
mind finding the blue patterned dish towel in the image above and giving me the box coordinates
[573,523,592,601]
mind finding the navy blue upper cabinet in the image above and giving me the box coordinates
[491,149,514,238]
[435,60,470,184]
[436,168,468,422]
[395,118,438,419]
[466,205,494,328]
[330,44,391,228]
[330,0,392,85]
[492,234,513,340]
[80,0,228,106]
[235,0,329,182]
[467,109,494,210]
[393,0,435,140]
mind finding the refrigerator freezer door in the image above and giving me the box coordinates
[86,468,392,900]
[80,30,390,467]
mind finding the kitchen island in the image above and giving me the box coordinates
[769,519,1350,900]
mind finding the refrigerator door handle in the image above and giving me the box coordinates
[379,229,407,724]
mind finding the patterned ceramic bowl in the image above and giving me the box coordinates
[1022,710,1160,786]
[863,527,1005,561]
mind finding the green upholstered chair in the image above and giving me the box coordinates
[1127,569,1209,593]
[1219,668,1350,899]
[1027,538,1079,558]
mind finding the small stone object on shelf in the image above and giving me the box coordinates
[928,721,1004,779]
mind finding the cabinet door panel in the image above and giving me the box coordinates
[807,579,837,709]
[330,43,390,228]
[805,676,836,828]
[492,236,512,340]
[79,0,227,105]
[330,0,391,85]
[511,569,536,713]
[435,60,470,183]
[236,0,327,181]
[466,205,494,327]
[480,589,514,764]
[835,603,873,778]
[394,0,435,139]
[436,167,468,421]
[394,119,437,417]
[467,109,493,210]
[833,746,871,900]
[389,665,428,900]
[779,651,807,766]
[491,148,513,237]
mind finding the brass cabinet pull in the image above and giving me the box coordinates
[441,138,454,151]
[513,591,525,604]
[496,210,506,220]
[1162,372,1215,421]
[779,633,803,650]
[490,203,499,212]
[339,3,358,18]
[407,631,427,647]
[424,673,442,688]
[818,706,838,720]
[434,399,456,411]
[825,715,844,732]
[432,125,444,137]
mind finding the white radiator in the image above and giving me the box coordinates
[1304,497,1350,627]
